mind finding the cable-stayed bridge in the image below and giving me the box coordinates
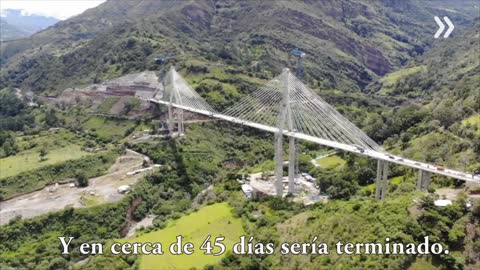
[148,67,479,199]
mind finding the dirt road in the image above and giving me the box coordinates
[0,149,155,225]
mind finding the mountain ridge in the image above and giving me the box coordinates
[1,0,477,95]
[0,9,59,41]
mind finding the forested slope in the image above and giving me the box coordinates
[0,0,476,95]
[365,20,480,172]
[0,1,479,269]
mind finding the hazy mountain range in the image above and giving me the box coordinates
[0,9,59,41]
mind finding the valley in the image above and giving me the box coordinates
[0,0,479,269]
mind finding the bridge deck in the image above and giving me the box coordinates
[149,99,480,184]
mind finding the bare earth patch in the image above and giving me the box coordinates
[0,149,153,225]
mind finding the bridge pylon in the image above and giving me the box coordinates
[274,68,297,197]
[166,66,184,137]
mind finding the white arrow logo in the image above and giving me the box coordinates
[434,16,454,38]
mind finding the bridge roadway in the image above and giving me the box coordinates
[149,99,480,184]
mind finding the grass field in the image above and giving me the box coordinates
[380,66,426,86]
[1,129,91,179]
[82,116,136,140]
[183,62,265,87]
[97,97,120,113]
[462,114,480,135]
[81,195,105,207]
[361,175,405,193]
[249,159,274,173]
[315,155,346,169]
[127,203,245,270]
[0,144,89,179]
[408,258,440,270]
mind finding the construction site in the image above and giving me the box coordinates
[0,150,160,225]
[241,171,328,205]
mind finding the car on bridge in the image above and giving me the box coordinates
[353,145,365,153]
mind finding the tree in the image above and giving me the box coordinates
[460,155,470,171]
[39,148,48,161]
[45,108,59,127]
[76,172,89,187]
[123,99,137,114]
[472,201,480,219]
[356,167,375,186]
[2,140,16,156]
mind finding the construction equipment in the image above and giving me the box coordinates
[154,55,176,65]
[154,55,176,79]
[290,49,306,79]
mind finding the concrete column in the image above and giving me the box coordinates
[177,109,184,135]
[417,170,431,191]
[173,84,184,136]
[274,69,291,197]
[168,105,174,136]
[417,170,424,190]
[423,171,431,190]
[288,136,295,194]
[375,160,383,200]
[381,162,389,200]
[274,133,284,197]
[168,67,175,137]
[375,160,389,200]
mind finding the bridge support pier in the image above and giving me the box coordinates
[288,137,296,194]
[167,107,184,136]
[177,109,184,136]
[274,68,297,197]
[375,160,389,200]
[417,170,431,191]
[274,132,284,197]
[168,104,174,136]
[274,134,296,197]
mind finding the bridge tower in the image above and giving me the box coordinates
[166,66,184,137]
[290,49,306,184]
[274,68,297,197]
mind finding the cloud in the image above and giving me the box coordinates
[0,0,105,19]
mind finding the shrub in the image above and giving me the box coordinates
[76,172,88,187]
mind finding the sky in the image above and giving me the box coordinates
[0,0,105,20]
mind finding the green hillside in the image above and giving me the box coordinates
[0,1,479,270]
[131,203,243,269]
[365,20,480,173]
[1,0,476,96]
